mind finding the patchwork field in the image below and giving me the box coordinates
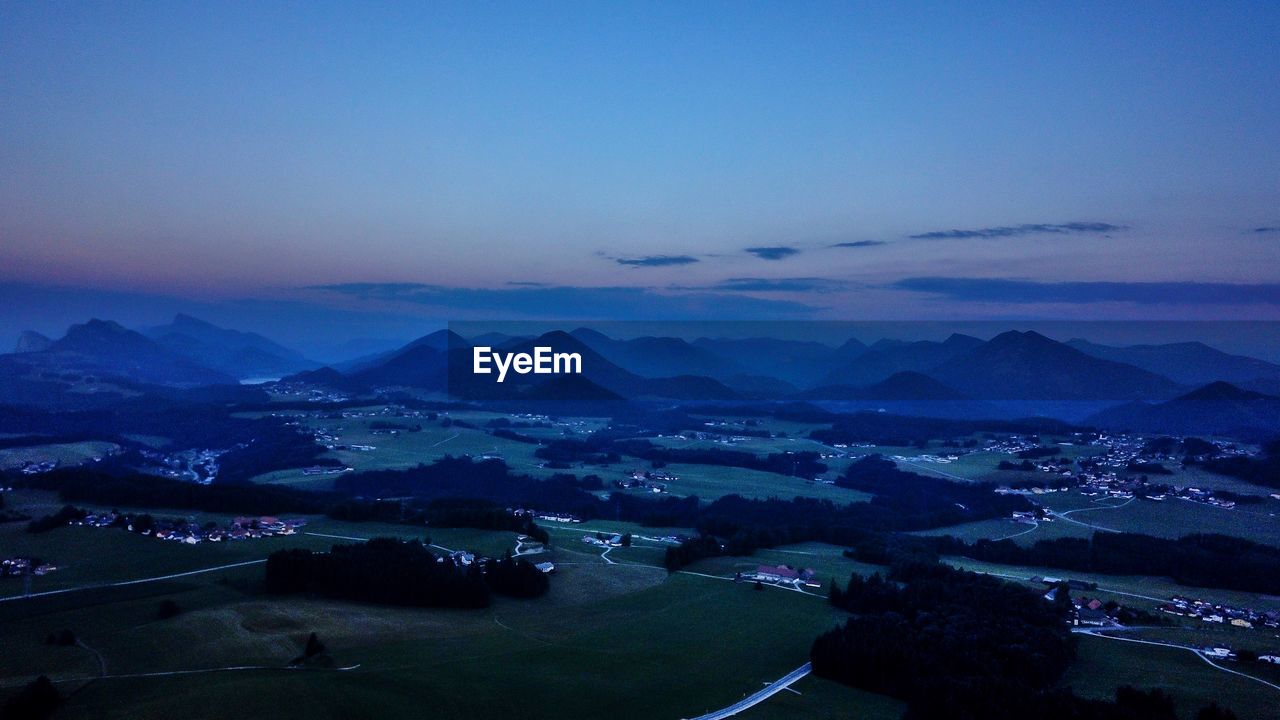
[0,510,889,720]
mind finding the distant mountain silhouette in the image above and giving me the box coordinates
[821,333,982,387]
[145,313,315,378]
[13,330,52,353]
[692,336,861,387]
[492,331,739,400]
[804,371,970,401]
[13,319,234,386]
[1088,381,1280,438]
[930,331,1183,401]
[570,328,744,379]
[335,328,460,373]
[344,330,468,390]
[321,329,739,401]
[281,366,371,392]
[1066,338,1280,386]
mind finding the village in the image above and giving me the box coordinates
[72,511,308,544]
[1157,596,1280,631]
[1,556,57,578]
[993,433,1249,511]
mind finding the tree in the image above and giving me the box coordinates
[1,676,61,720]
[157,599,181,619]
[304,632,326,658]
[1197,703,1238,720]
[620,533,632,547]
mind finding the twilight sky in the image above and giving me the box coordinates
[2,2,1279,354]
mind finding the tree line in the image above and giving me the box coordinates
[812,560,1237,720]
[264,538,548,609]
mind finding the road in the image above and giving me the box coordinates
[0,559,268,603]
[1074,628,1280,693]
[685,662,812,720]
[1049,496,1133,531]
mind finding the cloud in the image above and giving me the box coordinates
[908,222,1126,240]
[831,240,887,248]
[744,246,800,260]
[1252,226,1280,234]
[311,282,819,319]
[672,277,850,293]
[892,277,1280,305]
[614,255,700,267]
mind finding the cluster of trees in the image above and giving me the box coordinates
[813,560,1236,720]
[661,456,1030,566]
[265,539,491,608]
[810,413,1074,447]
[490,427,540,444]
[533,435,828,478]
[0,397,305,455]
[216,424,339,483]
[423,499,549,544]
[644,447,826,478]
[813,561,1074,718]
[335,456,600,518]
[925,532,1280,595]
[1,675,61,720]
[1200,437,1280,489]
[832,455,1031,530]
[483,551,550,598]
[264,538,550,609]
[663,535,722,572]
[26,504,86,533]
[14,467,329,516]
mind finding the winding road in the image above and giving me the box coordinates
[1074,628,1280,693]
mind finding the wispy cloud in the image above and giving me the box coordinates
[1252,226,1280,234]
[744,246,800,260]
[311,282,819,318]
[908,222,1126,240]
[831,240,887,248]
[615,255,700,267]
[892,277,1280,305]
[672,277,851,293]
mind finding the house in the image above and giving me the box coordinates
[534,562,556,574]
[754,565,801,583]
[1076,608,1109,626]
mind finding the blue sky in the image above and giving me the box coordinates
[1,1,1278,349]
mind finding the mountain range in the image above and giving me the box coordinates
[144,313,316,378]
[6,318,1280,434]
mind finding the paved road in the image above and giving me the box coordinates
[1074,628,1280,693]
[686,662,812,720]
[0,559,267,603]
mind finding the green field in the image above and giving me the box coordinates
[0,527,888,720]
[738,675,905,720]
[0,441,119,471]
[1064,635,1279,720]
[942,556,1280,614]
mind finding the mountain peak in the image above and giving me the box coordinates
[1177,381,1271,403]
[14,330,52,353]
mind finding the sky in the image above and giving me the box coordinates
[2,2,1279,355]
